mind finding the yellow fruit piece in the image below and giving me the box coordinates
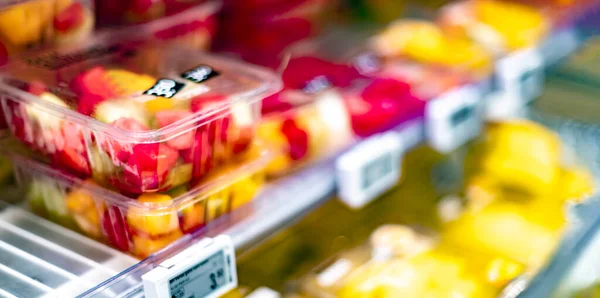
[0,0,54,46]
[296,106,329,158]
[230,175,262,211]
[127,193,179,236]
[132,230,183,258]
[443,202,559,267]
[485,257,524,287]
[258,118,293,176]
[559,166,595,202]
[206,189,229,222]
[181,202,205,232]
[478,121,561,196]
[374,20,446,59]
[144,97,175,113]
[65,184,103,238]
[338,260,424,298]
[105,69,156,95]
[475,0,549,50]
[65,187,95,214]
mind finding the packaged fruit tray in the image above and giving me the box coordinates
[0,0,94,63]
[104,1,220,52]
[7,144,270,258]
[0,40,281,195]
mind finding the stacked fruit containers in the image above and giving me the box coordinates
[0,33,281,257]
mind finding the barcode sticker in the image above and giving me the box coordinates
[336,131,403,209]
[539,28,579,67]
[495,47,544,105]
[426,85,483,153]
[142,236,237,298]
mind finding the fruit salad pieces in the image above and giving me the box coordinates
[11,143,269,258]
[0,0,94,60]
[370,20,493,87]
[0,41,280,195]
[258,56,426,176]
[438,0,550,55]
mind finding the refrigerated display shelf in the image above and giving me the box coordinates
[77,119,425,298]
[0,204,137,298]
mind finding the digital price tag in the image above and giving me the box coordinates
[336,131,403,209]
[426,85,483,153]
[539,28,579,67]
[142,235,237,298]
[495,47,544,105]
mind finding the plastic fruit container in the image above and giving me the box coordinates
[9,144,270,258]
[109,1,220,52]
[0,40,281,195]
[95,0,210,27]
[0,0,94,61]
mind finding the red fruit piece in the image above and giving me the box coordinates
[155,110,194,150]
[104,118,149,162]
[360,78,412,103]
[0,41,7,66]
[281,118,308,161]
[119,143,178,192]
[53,147,91,177]
[102,207,130,251]
[190,93,227,113]
[70,67,116,116]
[282,56,363,91]
[54,3,86,32]
[261,92,294,115]
[130,143,178,174]
[184,129,213,182]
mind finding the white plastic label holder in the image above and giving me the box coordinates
[336,131,404,209]
[426,84,483,153]
[142,235,237,298]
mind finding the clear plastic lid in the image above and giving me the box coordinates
[0,39,281,142]
[0,39,281,194]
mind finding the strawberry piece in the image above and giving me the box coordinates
[185,129,213,182]
[53,147,91,177]
[104,118,149,162]
[281,118,308,160]
[54,3,86,32]
[71,67,116,116]
[155,110,194,150]
[122,166,161,193]
[102,207,130,251]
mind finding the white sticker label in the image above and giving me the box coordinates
[495,47,544,105]
[426,85,483,153]
[539,28,579,67]
[142,236,237,298]
[336,131,403,209]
